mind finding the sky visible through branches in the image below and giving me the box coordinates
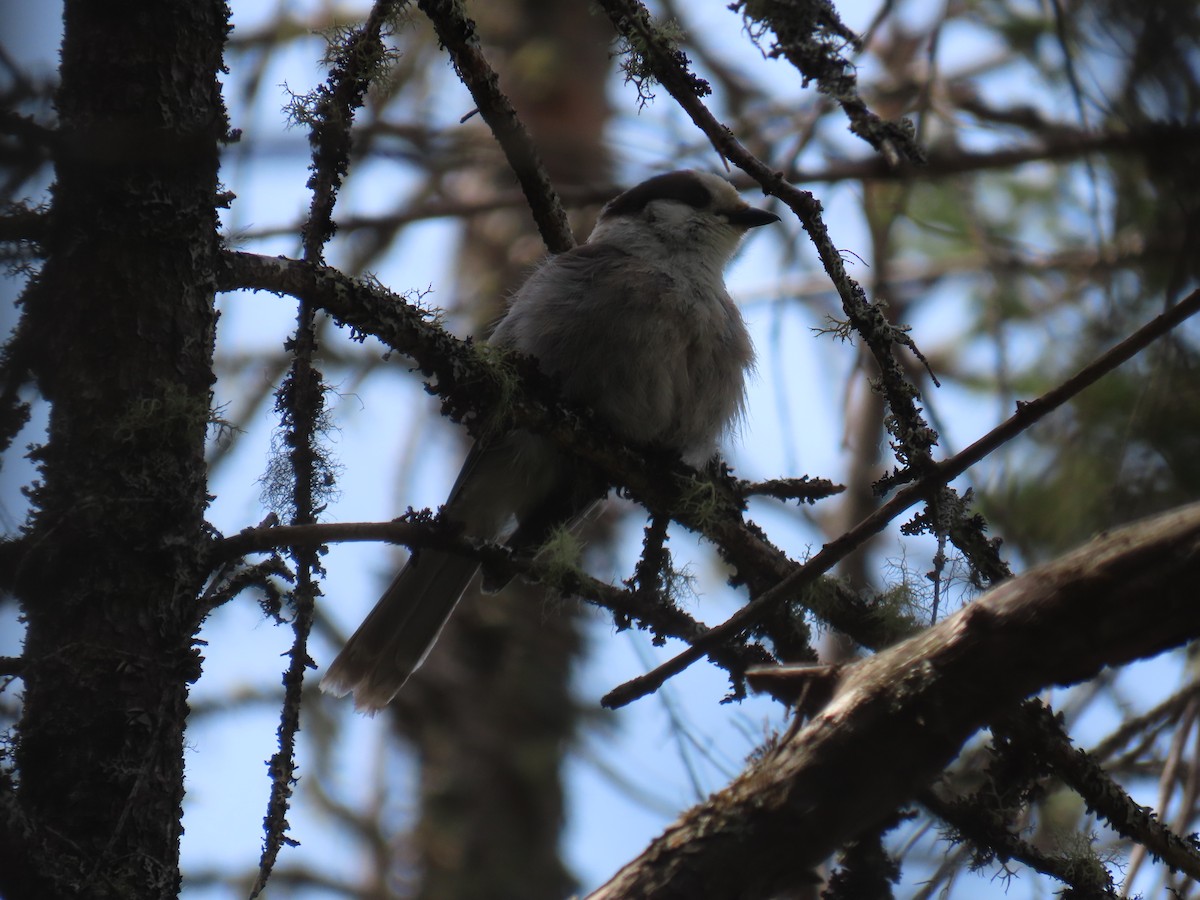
[2,0,1198,896]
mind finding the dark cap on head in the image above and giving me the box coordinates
[602,170,713,219]
[601,170,779,229]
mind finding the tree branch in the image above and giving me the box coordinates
[213,518,775,681]
[993,700,1200,881]
[917,785,1114,894]
[219,251,1200,705]
[789,122,1200,185]
[588,502,1200,898]
[416,0,574,254]
[728,0,923,164]
[254,5,400,894]
[0,206,49,247]
[602,286,1200,705]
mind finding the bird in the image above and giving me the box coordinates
[320,169,779,712]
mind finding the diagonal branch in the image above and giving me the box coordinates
[993,699,1200,881]
[728,0,924,164]
[594,0,998,585]
[416,0,574,253]
[220,251,1200,704]
[587,503,1200,899]
[603,287,1200,706]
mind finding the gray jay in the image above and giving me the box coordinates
[321,169,779,712]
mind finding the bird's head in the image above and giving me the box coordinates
[587,169,779,266]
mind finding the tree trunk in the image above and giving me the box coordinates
[7,2,227,897]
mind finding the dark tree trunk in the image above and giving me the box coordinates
[8,2,227,897]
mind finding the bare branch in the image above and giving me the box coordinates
[416,0,574,253]
[789,124,1200,185]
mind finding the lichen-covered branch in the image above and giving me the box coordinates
[593,0,981,576]
[587,503,1200,898]
[254,4,404,893]
[729,0,924,164]
[220,252,1200,707]
[993,700,1200,882]
[213,517,773,676]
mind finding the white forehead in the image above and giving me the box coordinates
[689,171,743,207]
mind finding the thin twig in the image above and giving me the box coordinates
[219,251,1200,700]
[416,0,574,253]
[600,288,1200,706]
[918,787,1116,895]
[996,700,1200,885]
[212,518,774,676]
[252,4,398,896]
[1091,679,1200,763]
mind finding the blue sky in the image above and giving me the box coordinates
[2,1,1192,896]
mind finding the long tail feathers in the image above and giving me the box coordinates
[319,550,479,713]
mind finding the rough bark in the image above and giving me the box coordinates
[587,502,1200,899]
[4,2,227,897]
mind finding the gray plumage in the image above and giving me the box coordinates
[320,170,778,712]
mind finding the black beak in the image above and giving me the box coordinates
[725,207,781,228]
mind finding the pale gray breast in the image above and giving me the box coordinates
[492,243,753,461]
